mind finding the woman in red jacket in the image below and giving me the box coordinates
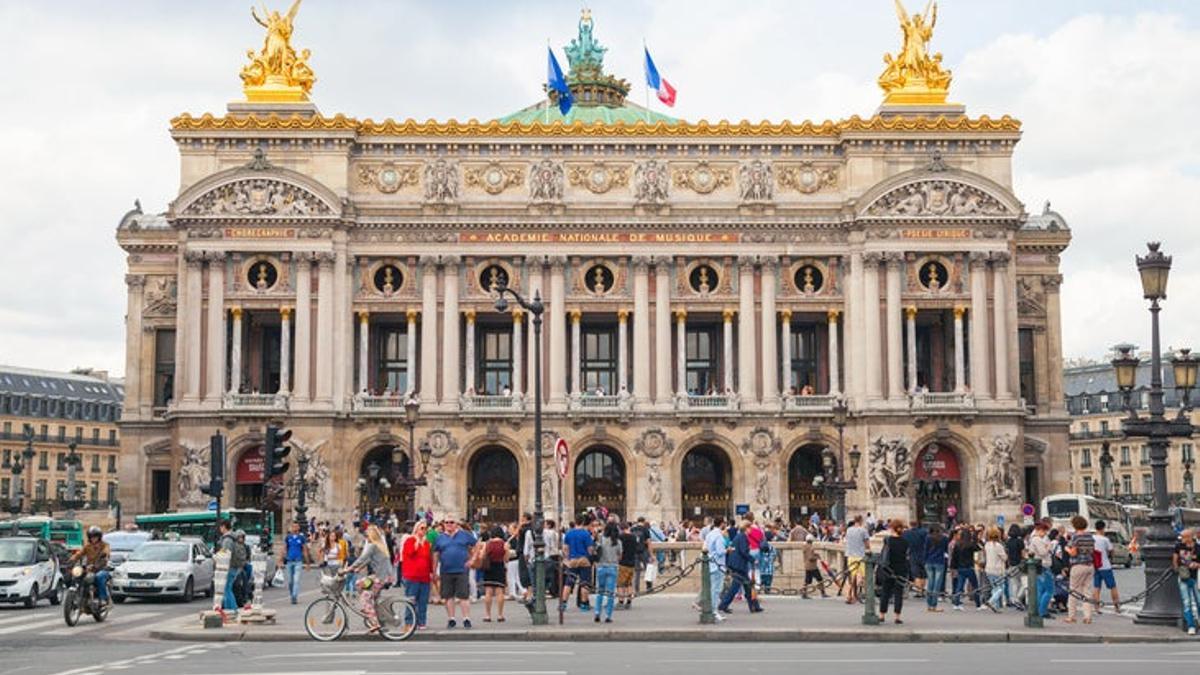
[401,521,433,629]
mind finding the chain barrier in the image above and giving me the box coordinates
[1060,567,1177,609]
[711,560,851,599]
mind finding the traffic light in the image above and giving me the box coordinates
[200,432,225,500]
[264,425,292,481]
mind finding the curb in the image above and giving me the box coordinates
[148,627,1192,644]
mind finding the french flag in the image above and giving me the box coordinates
[643,47,677,107]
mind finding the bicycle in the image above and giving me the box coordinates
[303,570,417,641]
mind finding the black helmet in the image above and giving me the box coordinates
[87,526,103,538]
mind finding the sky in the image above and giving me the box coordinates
[1,0,1198,377]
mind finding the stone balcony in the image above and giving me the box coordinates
[222,392,289,412]
[909,391,975,411]
[781,394,839,415]
[675,393,740,415]
[568,392,633,418]
[459,393,526,417]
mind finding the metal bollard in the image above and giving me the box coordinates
[862,553,880,626]
[699,549,715,625]
[1023,557,1043,628]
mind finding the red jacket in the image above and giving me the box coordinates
[402,536,432,583]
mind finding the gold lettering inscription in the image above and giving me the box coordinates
[458,232,740,244]
[223,227,297,239]
[900,228,971,239]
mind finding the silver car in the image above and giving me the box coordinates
[112,541,215,603]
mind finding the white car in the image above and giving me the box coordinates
[0,537,63,608]
[112,541,215,603]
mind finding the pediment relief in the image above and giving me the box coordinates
[180,176,336,217]
[865,178,1010,218]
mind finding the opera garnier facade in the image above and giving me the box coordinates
[116,6,1071,528]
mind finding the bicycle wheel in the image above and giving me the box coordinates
[378,598,418,642]
[304,597,348,641]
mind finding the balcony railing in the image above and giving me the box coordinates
[909,391,974,410]
[222,392,289,411]
[782,394,838,413]
[675,393,740,412]
[460,394,525,413]
[569,393,633,414]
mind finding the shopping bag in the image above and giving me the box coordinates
[272,568,285,587]
[645,561,658,584]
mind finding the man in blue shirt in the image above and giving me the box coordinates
[901,521,928,598]
[279,521,308,604]
[561,520,595,611]
[433,517,477,628]
[703,516,729,621]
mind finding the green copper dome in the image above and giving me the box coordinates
[497,10,680,126]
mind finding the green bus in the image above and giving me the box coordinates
[0,516,85,550]
[133,509,274,548]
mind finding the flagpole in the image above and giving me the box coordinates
[643,39,650,124]
[545,38,551,126]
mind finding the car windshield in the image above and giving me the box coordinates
[0,540,36,565]
[104,533,150,551]
[1045,499,1081,519]
[128,543,189,562]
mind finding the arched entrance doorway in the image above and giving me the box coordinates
[233,445,282,534]
[467,446,519,524]
[788,444,831,524]
[574,446,626,520]
[358,445,411,515]
[681,445,732,521]
[913,443,964,527]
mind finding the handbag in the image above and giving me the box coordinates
[467,543,487,570]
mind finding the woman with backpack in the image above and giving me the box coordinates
[481,526,510,622]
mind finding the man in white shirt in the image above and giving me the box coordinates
[703,516,728,621]
[1091,519,1119,613]
[844,515,871,604]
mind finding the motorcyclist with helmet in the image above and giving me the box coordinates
[68,526,111,604]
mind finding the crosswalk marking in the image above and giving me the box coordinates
[42,611,161,636]
[0,616,62,635]
[0,612,45,627]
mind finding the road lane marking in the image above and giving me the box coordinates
[257,651,576,659]
[0,617,63,635]
[45,645,212,675]
[42,611,161,636]
[657,659,930,664]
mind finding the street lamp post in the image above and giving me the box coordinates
[1112,242,1200,626]
[294,454,310,528]
[5,453,23,518]
[1099,441,1114,500]
[493,279,549,626]
[62,442,85,519]
[358,460,390,516]
[404,396,421,523]
[21,425,35,515]
[820,399,861,527]
[1184,459,1195,509]
[392,439,433,526]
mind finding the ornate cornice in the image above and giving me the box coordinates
[170,113,1021,138]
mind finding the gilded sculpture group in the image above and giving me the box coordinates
[237,0,953,106]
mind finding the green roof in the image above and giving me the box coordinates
[498,100,679,126]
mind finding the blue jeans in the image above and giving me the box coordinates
[223,569,240,610]
[404,580,431,627]
[1180,577,1199,630]
[986,573,1005,609]
[94,569,110,601]
[953,568,980,607]
[708,568,724,613]
[286,560,303,602]
[343,571,357,594]
[925,564,945,608]
[594,564,617,619]
[718,571,758,612]
[1037,569,1054,617]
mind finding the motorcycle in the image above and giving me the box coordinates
[62,565,111,626]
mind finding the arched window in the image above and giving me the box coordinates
[467,446,519,524]
[574,446,626,518]
[681,445,732,520]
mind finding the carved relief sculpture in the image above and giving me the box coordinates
[291,438,330,510]
[983,434,1018,501]
[423,158,460,204]
[177,440,211,507]
[673,162,732,195]
[464,162,524,195]
[423,429,459,459]
[634,428,674,459]
[754,457,771,505]
[647,462,663,505]
[867,437,912,499]
[529,159,565,203]
[738,159,774,203]
[633,159,669,205]
[142,277,178,317]
[357,163,419,194]
[1017,277,1046,316]
[777,163,838,194]
[568,162,629,194]
[183,178,332,217]
[866,180,1007,217]
[741,427,781,459]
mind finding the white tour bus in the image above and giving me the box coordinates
[1040,493,1136,566]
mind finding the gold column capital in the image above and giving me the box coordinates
[826,308,840,323]
[230,306,243,320]
[780,309,793,322]
[511,307,524,322]
[953,306,966,320]
[463,308,476,323]
[722,308,737,322]
[904,305,918,320]
[674,308,688,322]
[570,308,582,323]
[617,309,629,323]
[279,306,293,320]
[358,310,370,324]
[406,308,420,322]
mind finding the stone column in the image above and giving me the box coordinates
[405,309,418,395]
[315,252,335,404]
[884,253,904,400]
[827,309,841,395]
[905,306,917,394]
[654,259,672,405]
[419,256,438,404]
[228,306,243,394]
[294,255,312,402]
[332,241,349,410]
[723,308,736,394]
[123,275,145,415]
[357,310,369,393]
[172,250,189,406]
[760,256,779,404]
[862,252,883,400]
[617,309,629,393]
[548,257,568,405]
[1043,274,1065,412]
[510,309,523,397]
[675,309,687,397]
[441,257,461,404]
[570,309,582,395]
[992,252,1011,399]
[953,306,966,393]
[463,310,476,394]
[780,309,793,393]
[183,251,203,403]
[632,257,651,403]
[737,257,757,402]
[846,252,863,400]
[279,306,292,394]
[204,253,226,403]
[527,258,544,404]
[968,252,990,398]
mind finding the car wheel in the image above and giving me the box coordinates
[24,583,38,609]
[113,594,127,604]
[49,580,63,606]
[182,577,194,603]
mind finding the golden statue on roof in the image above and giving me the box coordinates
[240,0,315,103]
[878,0,952,106]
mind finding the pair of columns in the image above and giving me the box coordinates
[355,309,419,395]
[568,309,629,395]
[778,309,842,395]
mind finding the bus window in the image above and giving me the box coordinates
[1044,498,1081,519]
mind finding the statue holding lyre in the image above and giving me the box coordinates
[878,0,952,105]
[240,0,315,102]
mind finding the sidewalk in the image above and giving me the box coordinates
[148,582,1191,644]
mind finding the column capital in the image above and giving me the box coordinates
[124,274,145,288]
[205,250,228,263]
[904,305,918,319]
[780,308,793,322]
[826,308,840,322]
[722,308,737,322]
[549,255,569,271]
[953,305,966,319]
[183,249,205,265]
[419,254,439,269]
[862,251,885,265]
[1041,273,1063,290]
[406,308,420,322]
[674,308,687,321]
[884,252,905,269]
[569,308,582,323]
[632,256,651,273]
[230,306,243,320]
[653,256,671,272]
[357,309,370,324]
[617,308,629,323]
[737,255,757,272]
[759,255,779,272]
[441,254,461,270]
[511,307,524,322]
[316,251,336,267]
[990,250,1011,266]
[280,306,293,320]
[463,308,476,323]
[968,250,990,267]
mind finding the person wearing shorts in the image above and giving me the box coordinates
[1092,520,1119,613]
[844,515,871,604]
[561,521,595,611]
[433,517,477,629]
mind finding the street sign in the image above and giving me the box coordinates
[996,514,1006,527]
[554,438,569,479]
[207,499,219,512]
[736,503,750,516]
[1021,503,1036,517]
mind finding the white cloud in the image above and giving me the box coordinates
[0,2,1197,375]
